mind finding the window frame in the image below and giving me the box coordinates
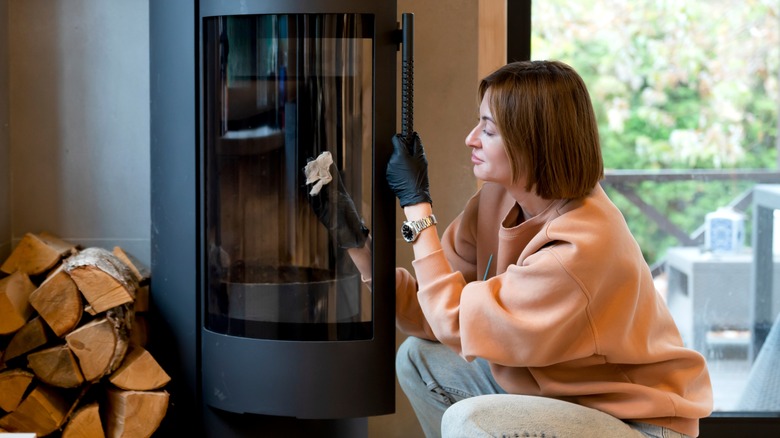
[515,0,780,434]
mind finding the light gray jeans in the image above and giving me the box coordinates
[396,337,692,438]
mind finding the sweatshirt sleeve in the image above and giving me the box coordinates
[394,267,437,340]
[413,248,597,366]
[394,193,481,340]
[441,210,479,283]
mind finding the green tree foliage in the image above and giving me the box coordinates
[533,0,779,263]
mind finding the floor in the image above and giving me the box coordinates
[708,355,752,411]
[655,273,755,412]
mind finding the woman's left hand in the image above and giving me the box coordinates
[387,132,432,207]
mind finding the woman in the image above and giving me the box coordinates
[386,60,713,438]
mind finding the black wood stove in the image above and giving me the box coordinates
[150,1,406,435]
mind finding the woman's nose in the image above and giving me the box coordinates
[465,126,480,148]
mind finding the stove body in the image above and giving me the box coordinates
[150,1,398,435]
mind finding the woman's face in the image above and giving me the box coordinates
[465,91,513,186]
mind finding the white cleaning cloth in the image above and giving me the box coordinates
[304,151,333,195]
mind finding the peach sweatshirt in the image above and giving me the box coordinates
[395,182,713,437]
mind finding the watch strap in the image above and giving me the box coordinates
[411,215,437,233]
[402,214,437,242]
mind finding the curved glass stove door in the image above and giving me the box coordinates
[203,14,374,341]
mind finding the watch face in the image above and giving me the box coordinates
[401,223,415,242]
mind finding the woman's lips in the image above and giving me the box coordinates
[471,153,483,164]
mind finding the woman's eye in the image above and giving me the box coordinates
[482,130,495,137]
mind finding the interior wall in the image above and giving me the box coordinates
[3,0,502,436]
[7,0,150,266]
[0,0,10,262]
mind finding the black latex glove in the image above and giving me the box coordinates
[306,162,369,249]
[387,132,432,207]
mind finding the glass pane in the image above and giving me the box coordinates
[202,14,374,341]
[533,0,780,412]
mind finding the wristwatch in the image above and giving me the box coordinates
[401,214,437,243]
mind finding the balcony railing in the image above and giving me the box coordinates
[601,169,780,275]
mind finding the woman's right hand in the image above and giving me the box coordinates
[387,132,432,207]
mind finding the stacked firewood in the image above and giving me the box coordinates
[0,232,169,437]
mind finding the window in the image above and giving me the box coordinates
[531,0,780,433]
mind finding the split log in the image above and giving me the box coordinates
[28,345,85,389]
[111,247,150,285]
[0,369,34,412]
[0,243,169,436]
[128,314,147,347]
[62,402,105,438]
[0,271,36,335]
[64,248,137,314]
[105,389,169,438]
[66,316,129,382]
[111,247,148,312]
[29,265,84,337]
[132,284,149,313]
[39,231,79,256]
[0,383,72,436]
[108,344,170,391]
[3,316,52,362]
[0,232,76,276]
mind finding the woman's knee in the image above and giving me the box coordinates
[442,395,645,438]
[442,395,502,426]
[395,336,427,383]
[441,395,500,437]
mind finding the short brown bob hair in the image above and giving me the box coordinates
[479,60,604,200]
